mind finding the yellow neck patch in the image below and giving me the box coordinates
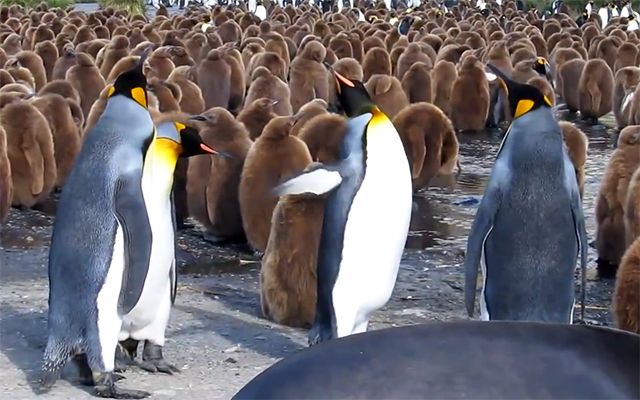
[107,85,148,108]
[155,137,182,163]
[174,122,186,132]
[514,97,552,119]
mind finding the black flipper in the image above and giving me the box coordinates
[114,169,153,316]
[170,192,178,306]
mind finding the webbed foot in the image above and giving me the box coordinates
[138,342,180,375]
[114,339,139,373]
[93,372,150,399]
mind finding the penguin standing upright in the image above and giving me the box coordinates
[40,55,224,399]
[274,66,413,346]
[465,64,588,324]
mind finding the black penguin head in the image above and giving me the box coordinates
[108,48,150,108]
[324,62,376,118]
[532,57,552,81]
[485,63,553,120]
[398,16,414,35]
[172,119,234,159]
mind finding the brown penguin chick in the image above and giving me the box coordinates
[613,67,640,129]
[395,42,432,81]
[297,113,348,163]
[1,33,22,56]
[484,40,513,77]
[363,75,407,117]
[362,46,391,83]
[596,37,621,73]
[401,61,432,104]
[614,43,638,74]
[595,126,640,279]
[1,100,56,208]
[432,60,457,117]
[558,121,588,198]
[239,116,313,254]
[167,65,205,115]
[0,82,34,96]
[625,168,640,247]
[186,108,253,243]
[52,42,76,81]
[221,47,246,115]
[526,76,555,106]
[246,66,292,116]
[612,237,640,334]
[288,40,329,114]
[34,40,58,83]
[260,187,325,328]
[147,78,182,113]
[0,125,11,222]
[5,62,36,91]
[29,93,81,188]
[198,49,231,109]
[0,69,14,87]
[245,51,288,88]
[578,58,615,123]
[11,51,46,91]
[237,98,278,140]
[98,35,130,78]
[558,58,586,113]
[241,42,265,72]
[66,51,105,123]
[167,45,194,67]
[450,55,490,132]
[328,33,353,59]
[392,102,459,193]
[38,79,81,106]
[290,98,328,137]
[145,46,175,80]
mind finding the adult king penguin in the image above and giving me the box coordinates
[465,64,588,324]
[274,65,413,346]
[40,54,224,398]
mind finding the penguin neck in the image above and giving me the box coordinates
[142,137,180,196]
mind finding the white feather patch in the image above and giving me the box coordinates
[256,5,267,21]
[485,72,498,82]
[623,91,635,111]
[275,168,343,196]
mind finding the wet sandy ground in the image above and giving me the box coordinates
[0,107,619,399]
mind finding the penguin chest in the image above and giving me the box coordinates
[120,173,176,332]
[331,122,413,329]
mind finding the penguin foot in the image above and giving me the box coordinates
[93,372,149,399]
[114,339,139,373]
[139,342,180,375]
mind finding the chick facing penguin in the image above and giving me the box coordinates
[40,52,225,399]
[274,65,412,346]
[465,64,588,324]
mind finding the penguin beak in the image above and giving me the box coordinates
[270,99,280,106]
[199,142,234,159]
[189,115,209,122]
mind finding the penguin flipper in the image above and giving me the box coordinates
[564,152,588,323]
[464,160,508,318]
[272,164,343,197]
[114,169,153,316]
[170,192,178,306]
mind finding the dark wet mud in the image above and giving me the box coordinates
[0,108,618,399]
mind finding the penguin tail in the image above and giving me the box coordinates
[40,339,73,390]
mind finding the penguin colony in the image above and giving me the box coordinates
[0,0,638,397]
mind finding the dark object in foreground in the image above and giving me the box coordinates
[232,321,640,400]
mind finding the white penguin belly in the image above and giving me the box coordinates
[332,119,412,338]
[119,154,177,342]
[119,196,175,341]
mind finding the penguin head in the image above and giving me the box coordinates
[532,57,552,81]
[325,62,376,118]
[157,120,233,159]
[485,63,553,120]
[108,49,150,108]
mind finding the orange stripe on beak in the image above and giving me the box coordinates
[200,143,217,154]
[333,70,355,88]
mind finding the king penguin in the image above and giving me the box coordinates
[464,64,588,325]
[114,118,231,375]
[40,53,223,399]
[255,0,267,21]
[274,66,413,346]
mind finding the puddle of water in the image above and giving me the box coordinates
[0,231,47,249]
[405,114,618,252]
